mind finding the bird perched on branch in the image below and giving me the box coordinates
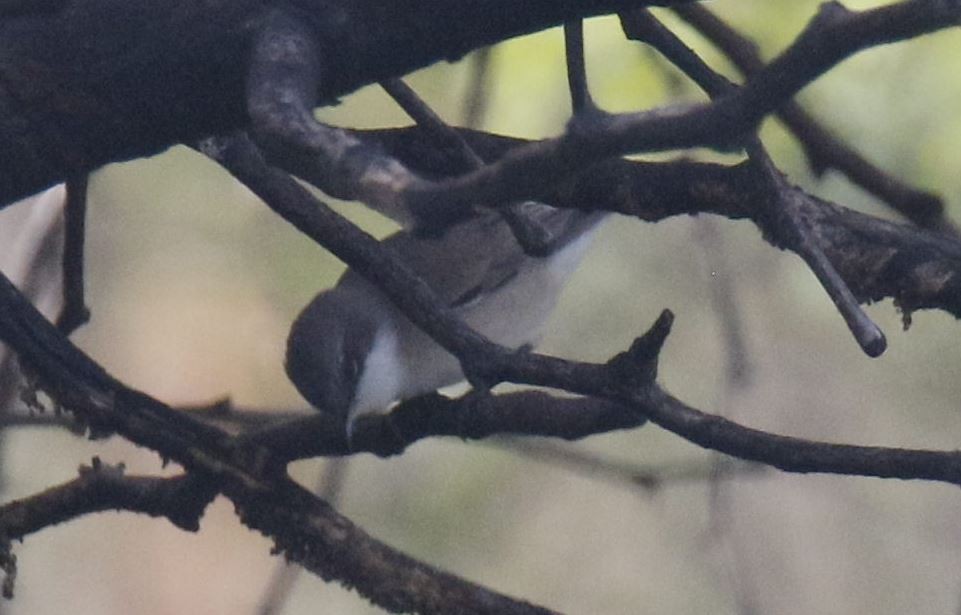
[285,206,607,438]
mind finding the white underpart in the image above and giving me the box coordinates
[346,220,604,426]
[349,324,402,423]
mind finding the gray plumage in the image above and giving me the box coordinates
[285,207,606,427]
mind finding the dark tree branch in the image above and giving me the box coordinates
[620,7,886,356]
[0,459,216,597]
[385,0,961,220]
[645,389,961,484]
[673,2,955,234]
[748,145,886,355]
[0,459,214,538]
[0,0,694,207]
[243,391,645,461]
[55,175,90,335]
[348,125,961,325]
[199,132,961,488]
[380,78,483,173]
[563,20,598,115]
[257,458,350,615]
[0,266,561,614]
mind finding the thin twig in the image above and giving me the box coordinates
[56,174,90,335]
[200,134,961,486]
[673,3,955,235]
[0,459,214,537]
[621,8,886,357]
[0,264,560,615]
[564,20,597,114]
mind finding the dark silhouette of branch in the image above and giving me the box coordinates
[0,264,561,614]
[619,8,886,356]
[200,133,961,486]
[55,175,90,335]
[673,3,954,235]
[0,459,216,597]
[0,459,214,537]
[244,391,645,461]
[344,126,961,323]
[0,0,691,207]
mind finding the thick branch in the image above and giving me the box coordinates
[204,133,961,489]
[245,391,644,461]
[0,460,214,537]
[0,0,687,206]
[380,0,961,215]
[673,3,953,233]
[0,266,559,614]
[278,125,961,322]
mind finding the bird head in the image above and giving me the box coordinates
[285,287,380,421]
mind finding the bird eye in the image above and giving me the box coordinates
[343,351,363,385]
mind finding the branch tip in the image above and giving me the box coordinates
[609,309,674,386]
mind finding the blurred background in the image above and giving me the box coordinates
[2,1,961,613]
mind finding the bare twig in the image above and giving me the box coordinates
[200,134,961,486]
[0,459,214,537]
[0,458,216,597]
[620,8,886,356]
[0,263,560,614]
[55,174,90,335]
[380,78,483,172]
[564,20,597,115]
[673,3,955,235]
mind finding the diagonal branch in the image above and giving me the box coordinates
[55,175,91,335]
[0,459,215,538]
[673,2,954,234]
[202,132,961,488]
[244,391,644,462]
[298,0,961,222]
[0,260,559,614]
[619,8,886,355]
[348,125,961,324]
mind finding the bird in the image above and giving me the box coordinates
[285,205,607,437]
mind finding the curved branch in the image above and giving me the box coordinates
[245,391,645,462]
[0,460,214,537]
[0,265,558,614]
[672,3,953,233]
[204,132,961,489]
[294,0,960,221]
[276,125,961,322]
[0,0,690,206]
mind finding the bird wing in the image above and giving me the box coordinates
[339,207,604,309]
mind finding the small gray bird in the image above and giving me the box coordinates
[285,207,607,435]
